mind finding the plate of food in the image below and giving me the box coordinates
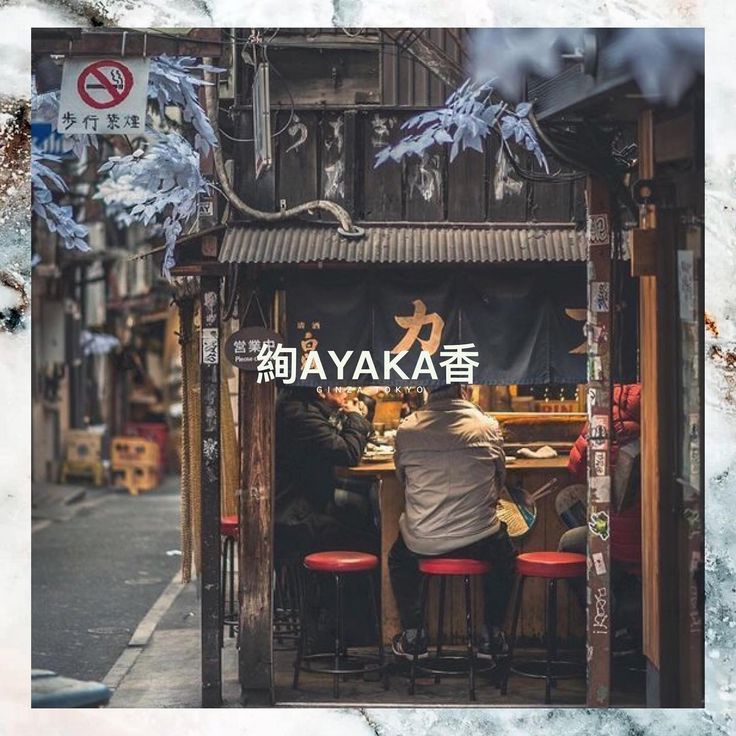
[362,444,395,462]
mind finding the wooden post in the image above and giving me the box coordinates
[238,275,275,705]
[585,177,613,706]
[200,276,222,706]
[638,109,680,705]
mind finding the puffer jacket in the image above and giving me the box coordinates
[567,383,642,572]
[275,393,371,523]
[567,383,641,482]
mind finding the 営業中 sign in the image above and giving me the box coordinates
[224,326,284,372]
[58,57,150,135]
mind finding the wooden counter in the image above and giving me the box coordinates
[342,455,584,645]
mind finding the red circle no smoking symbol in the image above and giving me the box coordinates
[77,60,134,110]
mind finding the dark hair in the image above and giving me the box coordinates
[281,386,321,402]
[429,384,465,400]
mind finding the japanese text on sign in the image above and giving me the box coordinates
[58,58,150,135]
[255,344,480,385]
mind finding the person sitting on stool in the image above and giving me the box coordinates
[388,383,516,660]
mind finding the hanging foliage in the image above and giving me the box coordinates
[375,79,548,172]
[32,90,98,159]
[96,131,209,278]
[31,149,90,251]
[148,55,225,155]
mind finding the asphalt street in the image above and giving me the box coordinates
[31,476,182,682]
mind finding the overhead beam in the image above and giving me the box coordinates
[31,28,223,58]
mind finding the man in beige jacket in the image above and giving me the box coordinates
[389,384,516,659]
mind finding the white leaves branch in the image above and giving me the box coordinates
[94,131,210,278]
[148,55,225,156]
[31,148,90,252]
[374,79,548,172]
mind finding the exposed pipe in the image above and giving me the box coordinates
[202,58,363,238]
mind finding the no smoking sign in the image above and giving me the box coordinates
[59,57,150,135]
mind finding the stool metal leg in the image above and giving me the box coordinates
[501,574,525,696]
[228,537,236,638]
[434,575,447,684]
[333,573,343,699]
[464,574,476,701]
[292,569,309,690]
[274,566,284,643]
[409,574,429,696]
[545,578,558,705]
[219,536,228,649]
[368,572,389,690]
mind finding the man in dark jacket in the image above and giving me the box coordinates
[275,386,377,558]
[275,387,377,649]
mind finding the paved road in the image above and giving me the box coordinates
[32,477,182,682]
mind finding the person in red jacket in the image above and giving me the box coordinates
[556,383,643,653]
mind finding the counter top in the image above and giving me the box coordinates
[345,455,569,475]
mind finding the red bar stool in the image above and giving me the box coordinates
[220,515,238,646]
[410,558,497,702]
[293,551,388,698]
[502,551,586,704]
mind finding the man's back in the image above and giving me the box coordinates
[396,397,505,555]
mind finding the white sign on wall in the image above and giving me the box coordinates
[58,57,150,135]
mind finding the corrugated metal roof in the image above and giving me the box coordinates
[218,223,589,265]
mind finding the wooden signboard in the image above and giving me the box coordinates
[224,326,284,372]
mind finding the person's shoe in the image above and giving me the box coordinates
[477,627,509,659]
[392,629,429,660]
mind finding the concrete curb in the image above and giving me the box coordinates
[103,570,184,691]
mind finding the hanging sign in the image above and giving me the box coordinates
[224,326,284,371]
[58,57,150,135]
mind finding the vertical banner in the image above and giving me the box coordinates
[373,269,459,386]
[284,267,589,386]
[460,269,549,385]
[286,271,371,384]
[586,192,613,706]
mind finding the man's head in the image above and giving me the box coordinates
[429,384,473,402]
[320,387,349,410]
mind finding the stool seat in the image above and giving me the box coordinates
[419,558,491,576]
[295,551,387,696]
[516,551,585,579]
[220,515,238,538]
[303,551,379,573]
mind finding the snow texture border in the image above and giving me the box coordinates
[0,1,733,734]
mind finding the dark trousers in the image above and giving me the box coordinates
[388,524,517,633]
[276,507,380,649]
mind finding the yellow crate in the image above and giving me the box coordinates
[60,459,105,486]
[64,430,104,464]
[111,464,160,496]
[111,436,160,468]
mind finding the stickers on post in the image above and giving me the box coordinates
[592,451,607,477]
[590,476,611,503]
[592,552,607,576]
[590,281,610,313]
[201,328,219,365]
[588,509,610,541]
[588,214,610,246]
[589,415,609,449]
